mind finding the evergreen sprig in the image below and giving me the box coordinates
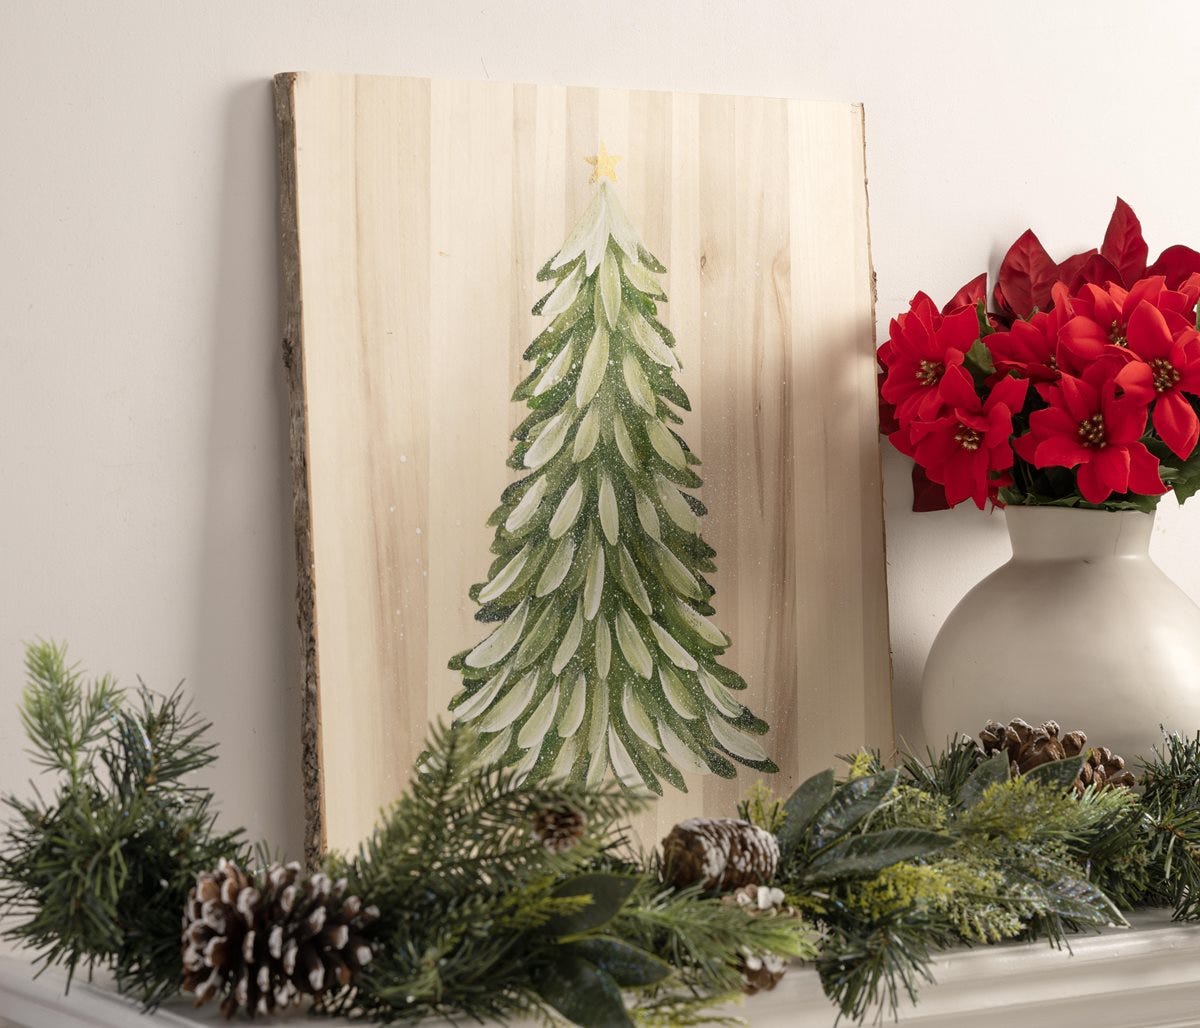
[0,641,245,1007]
[1135,731,1200,919]
[323,721,811,1026]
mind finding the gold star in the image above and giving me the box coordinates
[584,141,622,184]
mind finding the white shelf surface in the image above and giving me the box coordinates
[3,910,1200,1027]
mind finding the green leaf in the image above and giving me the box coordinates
[537,953,634,1027]
[806,828,952,881]
[545,874,640,936]
[564,937,673,986]
[776,768,835,859]
[957,752,1010,809]
[1009,868,1124,928]
[810,770,899,849]
[1171,447,1200,504]
[965,338,996,376]
[1024,755,1086,793]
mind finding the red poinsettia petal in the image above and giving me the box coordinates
[1096,444,1133,494]
[1013,430,1039,464]
[1178,352,1200,394]
[1178,272,1200,310]
[1034,435,1092,469]
[1100,198,1149,286]
[1127,443,1169,496]
[1056,374,1099,422]
[986,375,1029,414]
[878,379,901,436]
[1027,405,1079,439]
[999,228,1058,318]
[1059,316,1112,368]
[938,364,980,410]
[1113,359,1155,406]
[1126,299,1175,360]
[889,424,917,459]
[942,449,987,508]
[913,387,950,422]
[1153,390,1200,459]
[1056,249,1098,289]
[1147,245,1200,290]
[943,273,987,314]
[1069,253,1123,293]
[914,424,960,467]
[908,292,940,329]
[992,280,1015,324]
[911,464,951,512]
[939,306,984,354]
[1075,460,1112,504]
[1049,282,1076,317]
[1102,388,1151,445]
[1125,275,1169,315]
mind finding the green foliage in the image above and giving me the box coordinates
[0,642,245,1007]
[776,769,950,893]
[899,734,985,804]
[736,780,787,834]
[773,740,1139,1024]
[325,721,810,1026]
[613,877,815,1006]
[1135,731,1200,919]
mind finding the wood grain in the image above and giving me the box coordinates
[274,73,893,858]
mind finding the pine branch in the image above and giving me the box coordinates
[614,880,815,996]
[0,642,246,1007]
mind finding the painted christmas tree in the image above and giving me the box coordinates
[448,147,776,793]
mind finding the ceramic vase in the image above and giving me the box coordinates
[920,506,1200,762]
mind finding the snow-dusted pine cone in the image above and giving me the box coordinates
[530,803,587,853]
[661,817,779,892]
[723,884,793,993]
[181,859,378,1019]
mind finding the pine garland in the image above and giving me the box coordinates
[6,642,1200,1026]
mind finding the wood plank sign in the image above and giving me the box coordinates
[274,73,893,861]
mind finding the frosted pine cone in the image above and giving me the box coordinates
[723,885,793,993]
[181,859,378,1019]
[662,818,779,892]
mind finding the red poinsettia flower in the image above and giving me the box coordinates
[988,284,1076,382]
[879,293,980,424]
[1062,275,1198,357]
[1014,357,1167,504]
[1122,300,1200,458]
[908,366,1028,510]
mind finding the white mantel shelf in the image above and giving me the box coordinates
[3,910,1199,1028]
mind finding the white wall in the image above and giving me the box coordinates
[3,0,1199,857]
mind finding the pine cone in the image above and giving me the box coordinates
[1077,746,1137,794]
[661,818,779,892]
[181,859,378,1019]
[739,949,787,994]
[530,803,587,853]
[978,719,1135,794]
[722,885,793,993]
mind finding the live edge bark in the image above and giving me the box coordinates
[273,71,325,867]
